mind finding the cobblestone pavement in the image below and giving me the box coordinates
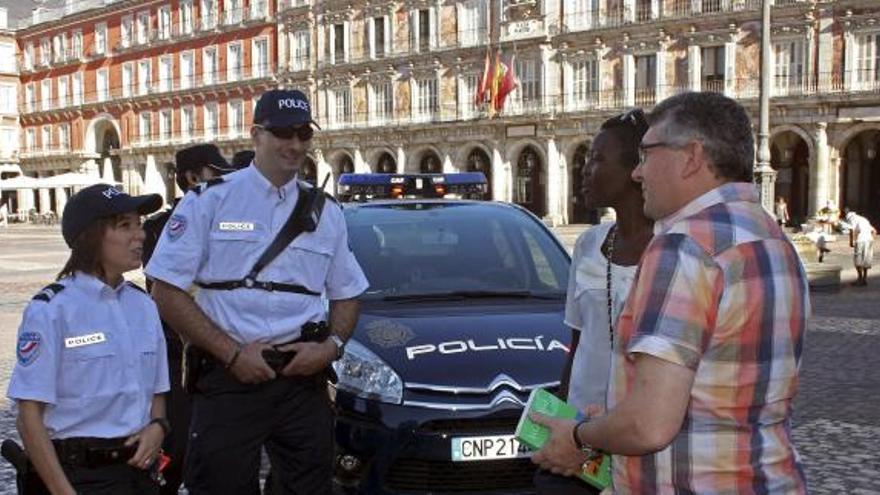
[0,225,877,494]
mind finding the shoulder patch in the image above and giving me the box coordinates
[193,177,227,195]
[126,281,148,294]
[32,283,66,303]
[17,332,42,367]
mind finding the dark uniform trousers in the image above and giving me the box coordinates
[184,363,334,495]
[160,327,191,495]
[61,464,158,495]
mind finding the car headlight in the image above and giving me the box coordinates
[332,339,403,405]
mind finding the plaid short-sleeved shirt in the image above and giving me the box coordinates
[609,183,809,494]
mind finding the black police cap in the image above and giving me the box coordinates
[175,144,233,176]
[231,150,255,170]
[61,184,163,248]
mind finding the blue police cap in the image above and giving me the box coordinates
[62,184,162,248]
[253,89,321,129]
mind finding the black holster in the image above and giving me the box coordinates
[2,440,47,495]
[182,342,205,395]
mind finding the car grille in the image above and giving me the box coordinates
[385,458,536,493]
[419,415,520,435]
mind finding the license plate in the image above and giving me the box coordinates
[450,434,531,462]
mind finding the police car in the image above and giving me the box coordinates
[331,173,571,494]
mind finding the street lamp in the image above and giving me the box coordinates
[754,0,777,212]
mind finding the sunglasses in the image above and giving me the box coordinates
[255,124,314,141]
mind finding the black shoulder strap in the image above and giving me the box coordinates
[245,184,314,282]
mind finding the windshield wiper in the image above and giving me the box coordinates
[381,290,564,302]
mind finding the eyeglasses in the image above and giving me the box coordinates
[637,141,675,165]
[254,124,314,141]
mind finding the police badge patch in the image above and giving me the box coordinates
[17,332,42,366]
[365,320,415,349]
[167,214,187,240]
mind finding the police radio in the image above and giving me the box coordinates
[298,173,331,232]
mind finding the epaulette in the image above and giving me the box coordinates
[126,281,148,294]
[32,283,66,303]
[192,177,227,195]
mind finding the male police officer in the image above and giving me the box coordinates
[141,143,233,495]
[145,89,368,494]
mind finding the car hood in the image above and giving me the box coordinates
[353,301,569,390]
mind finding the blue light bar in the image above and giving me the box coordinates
[337,173,488,201]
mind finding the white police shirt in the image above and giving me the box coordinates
[7,273,170,439]
[144,165,368,345]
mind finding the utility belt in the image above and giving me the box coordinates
[195,277,320,296]
[182,321,333,394]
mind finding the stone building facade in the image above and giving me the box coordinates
[11,0,880,227]
[0,7,20,208]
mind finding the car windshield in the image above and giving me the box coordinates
[344,202,569,300]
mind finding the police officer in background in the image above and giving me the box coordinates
[141,143,233,495]
[145,88,368,494]
[7,184,169,494]
[231,149,255,171]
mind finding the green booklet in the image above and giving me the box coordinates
[515,388,612,490]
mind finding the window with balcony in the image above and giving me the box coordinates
[461,74,478,118]
[26,129,35,151]
[97,68,109,102]
[333,24,345,63]
[414,77,438,119]
[94,23,107,55]
[24,43,34,70]
[25,84,35,112]
[412,8,433,52]
[514,58,541,109]
[635,54,657,104]
[123,63,134,97]
[205,102,218,136]
[371,81,393,122]
[180,0,193,34]
[458,1,486,47]
[571,58,599,107]
[201,0,218,30]
[0,128,16,158]
[40,38,50,65]
[42,126,52,150]
[253,38,269,78]
[139,112,152,142]
[121,15,133,48]
[72,30,83,59]
[228,42,242,82]
[565,0,600,31]
[0,84,15,114]
[159,56,173,92]
[137,12,150,44]
[226,0,243,24]
[333,87,351,125]
[40,80,51,111]
[228,99,244,136]
[160,109,172,141]
[158,6,172,40]
[52,34,63,63]
[250,0,267,20]
[292,30,310,71]
[138,59,152,95]
[57,76,68,108]
[204,47,217,84]
[72,73,82,105]
[182,106,194,137]
[59,124,69,150]
[181,52,194,89]
[0,43,13,73]
[855,32,880,89]
[773,39,804,95]
[701,46,725,92]
[371,16,388,58]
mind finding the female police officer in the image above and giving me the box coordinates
[7,184,171,494]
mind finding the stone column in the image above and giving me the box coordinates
[54,187,68,218]
[687,43,701,91]
[623,52,635,107]
[545,137,563,226]
[540,43,558,112]
[353,149,368,172]
[816,8,833,92]
[17,189,34,217]
[396,146,406,173]
[277,21,288,72]
[724,37,737,97]
[143,154,167,204]
[491,146,507,202]
[38,187,51,214]
[809,122,830,217]
[655,48,667,102]
[102,157,114,182]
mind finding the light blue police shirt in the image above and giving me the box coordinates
[144,164,369,345]
[7,273,170,440]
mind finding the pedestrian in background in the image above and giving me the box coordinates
[535,109,652,494]
[531,92,809,494]
[7,184,170,494]
[146,89,368,494]
[847,210,877,286]
[775,196,790,227]
[141,143,233,495]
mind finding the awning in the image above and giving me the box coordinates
[41,172,116,188]
[0,175,42,190]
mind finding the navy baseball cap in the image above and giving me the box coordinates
[231,150,255,170]
[253,89,321,129]
[175,144,233,176]
[61,184,163,248]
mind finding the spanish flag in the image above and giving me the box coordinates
[490,52,518,116]
[475,49,492,107]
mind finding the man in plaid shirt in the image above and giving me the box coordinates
[533,92,809,494]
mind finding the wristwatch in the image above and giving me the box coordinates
[329,335,346,360]
[149,417,172,437]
